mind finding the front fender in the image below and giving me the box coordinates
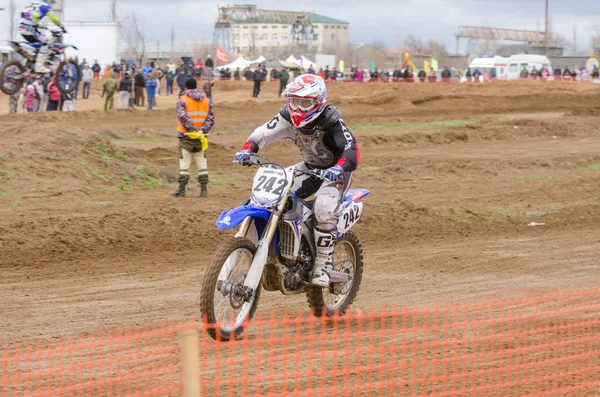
[216,205,271,230]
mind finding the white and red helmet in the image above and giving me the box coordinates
[283,74,327,128]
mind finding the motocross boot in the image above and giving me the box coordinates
[200,183,208,197]
[170,184,186,198]
[34,49,51,74]
[311,229,335,287]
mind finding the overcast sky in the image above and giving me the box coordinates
[1,0,598,53]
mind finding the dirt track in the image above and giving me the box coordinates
[1,81,599,345]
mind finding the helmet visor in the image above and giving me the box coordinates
[287,96,318,112]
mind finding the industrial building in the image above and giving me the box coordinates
[214,5,349,59]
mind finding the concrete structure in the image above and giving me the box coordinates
[216,6,348,59]
[63,22,120,64]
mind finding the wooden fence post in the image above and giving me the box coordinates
[179,329,200,397]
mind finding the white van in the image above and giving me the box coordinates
[507,54,552,80]
[468,56,509,80]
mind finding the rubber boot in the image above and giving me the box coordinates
[170,184,186,197]
[311,229,335,287]
[200,183,208,197]
[34,50,51,74]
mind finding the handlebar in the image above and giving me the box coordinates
[237,153,325,179]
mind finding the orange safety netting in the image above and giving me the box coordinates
[2,288,600,396]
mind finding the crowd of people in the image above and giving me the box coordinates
[6,55,218,114]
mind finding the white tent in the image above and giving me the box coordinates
[285,55,301,66]
[250,55,266,65]
[215,56,252,71]
[298,55,318,70]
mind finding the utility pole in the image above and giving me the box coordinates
[157,41,159,62]
[170,26,175,62]
[544,0,549,55]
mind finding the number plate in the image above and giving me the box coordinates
[250,167,291,208]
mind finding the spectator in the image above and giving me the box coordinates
[33,77,44,112]
[176,60,186,75]
[187,58,195,74]
[166,66,175,95]
[155,66,164,96]
[324,65,330,80]
[42,73,51,107]
[562,66,571,80]
[146,73,157,110]
[205,54,214,69]
[270,67,279,80]
[243,68,252,80]
[142,63,153,76]
[9,91,20,114]
[113,62,122,79]
[520,66,529,79]
[473,68,481,81]
[441,67,451,82]
[592,66,599,78]
[46,79,60,111]
[203,77,214,102]
[92,60,101,79]
[118,72,133,109]
[307,66,315,75]
[252,65,266,98]
[134,71,146,106]
[63,83,74,112]
[465,69,472,82]
[103,63,112,79]
[418,69,427,83]
[531,66,539,80]
[81,65,93,99]
[317,68,325,78]
[24,85,36,112]
[554,67,562,78]
[570,67,577,81]
[176,69,188,95]
[278,66,289,97]
[354,69,364,82]
[102,73,118,111]
[195,59,204,77]
[482,69,490,82]
[540,66,550,80]
[234,67,241,80]
[403,67,411,82]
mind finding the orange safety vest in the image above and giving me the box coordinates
[177,95,209,133]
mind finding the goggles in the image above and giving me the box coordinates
[287,96,318,112]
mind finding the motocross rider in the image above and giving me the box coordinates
[19,0,66,74]
[236,74,359,287]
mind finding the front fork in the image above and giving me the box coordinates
[242,195,290,292]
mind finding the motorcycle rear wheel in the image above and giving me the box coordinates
[200,237,261,341]
[55,59,81,95]
[307,231,364,317]
[0,60,26,95]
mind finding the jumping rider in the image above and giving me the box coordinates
[236,74,359,287]
[19,0,66,74]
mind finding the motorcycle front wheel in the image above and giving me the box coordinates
[55,59,81,94]
[0,60,26,95]
[307,231,364,317]
[200,237,261,341]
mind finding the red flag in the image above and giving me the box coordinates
[216,47,229,63]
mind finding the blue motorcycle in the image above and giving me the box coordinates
[200,154,370,341]
[0,28,80,95]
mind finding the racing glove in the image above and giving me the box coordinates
[235,150,252,165]
[323,165,343,181]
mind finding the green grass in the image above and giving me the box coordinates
[211,176,238,185]
[526,211,546,217]
[0,155,6,161]
[491,207,512,216]
[574,162,600,171]
[0,169,16,181]
[91,171,109,182]
[351,119,475,132]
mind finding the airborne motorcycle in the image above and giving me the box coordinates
[200,154,370,341]
[0,28,80,95]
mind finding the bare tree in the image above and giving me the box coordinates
[121,12,146,66]
[9,0,16,41]
[403,34,424,52]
